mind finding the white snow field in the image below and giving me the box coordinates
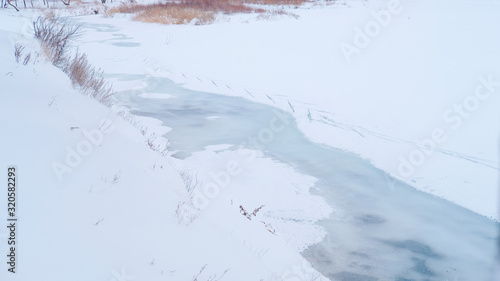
[0,0,499,280]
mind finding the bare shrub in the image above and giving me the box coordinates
[14,43,24,63]
[239,204,265,220]
[23,53,31,65]
[146,133,169,156]
[33,16,115,107]
[261,221,275,234]
[14,43,33,66]
[192,264,230,281]
[33,17,81,67]
[193,264,208,280]
[112,170,121,183]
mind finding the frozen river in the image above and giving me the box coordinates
[115,74,498,281]
[74,18,499,281]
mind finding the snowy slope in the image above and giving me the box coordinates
[0,0,497,279]
[0,11,331,281]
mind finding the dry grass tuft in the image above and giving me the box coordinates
[66,52,114,106]
[107,0,306,25]
[131,4,216,25]
[244,0,306,5]
[33,16,114,106]
[14,43,24,63]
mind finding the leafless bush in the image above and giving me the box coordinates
[146,133,169,156]
[14,43,32,65]
[261,221,275,234]
[175,202,184,224]
[23,53,31,65]
[239,205,265,220]
[33,16,115,107]
[192,264,230,281]
[210,268,230,281]
[112,170,122,183]
[33,16,81,67]
[193,264,208,281]
[14,43,24,63]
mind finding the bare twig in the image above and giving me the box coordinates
[14,44,24,62]
[7,0,19,11]
[239,205,265,220]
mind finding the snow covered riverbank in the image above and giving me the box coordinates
[0,0,498,279]
[0,11,332,281]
